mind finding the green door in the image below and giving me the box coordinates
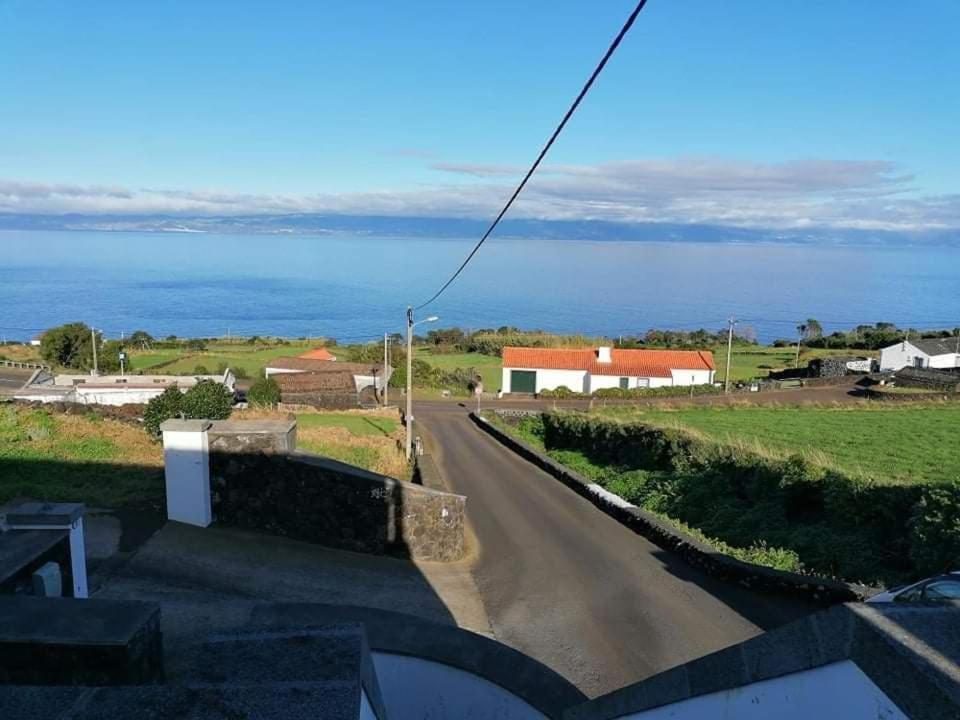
[619,377,630,390]
[511,370,537,393]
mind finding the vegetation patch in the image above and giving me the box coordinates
[0,404,164,507]
[594,403,960,484]
[486,410,958,585]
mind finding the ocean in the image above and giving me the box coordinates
[1,230,958,344]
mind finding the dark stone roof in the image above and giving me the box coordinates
[275,371,357,392]
[565,602,960,720]
[911,337,960,356]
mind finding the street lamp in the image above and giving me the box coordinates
[405,307,439,459]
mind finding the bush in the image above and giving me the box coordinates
[180,379,234,421]
[193,365,210,375]
[530,411,945,585]
[247,377,281,407]
[144,386,185,438]
[538,385,581,398]
[593,384,722,399]
[910,479,960,575]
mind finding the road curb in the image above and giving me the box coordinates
[470,411,875,605]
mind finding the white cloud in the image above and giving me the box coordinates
[0,156,956,232]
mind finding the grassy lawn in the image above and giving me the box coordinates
[0,404,164,507]
[132,342,315,378]
[597,403,960,484]
[237,408,408,479]
[295,413,397,436]
[710,346,874,382]
[415,348,502,391]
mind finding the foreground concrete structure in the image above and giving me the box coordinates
[160,418,466,561]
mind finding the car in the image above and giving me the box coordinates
[866,571,960,603]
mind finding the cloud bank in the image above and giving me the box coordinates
[1,157,957,232]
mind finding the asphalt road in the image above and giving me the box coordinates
[417,403,816,697]
[0,368,32,394]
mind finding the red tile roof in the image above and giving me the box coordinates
[298,348,336,361]
[502,347,715,378]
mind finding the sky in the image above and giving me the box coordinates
[1,0,959,232]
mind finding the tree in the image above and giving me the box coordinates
[39,322,120,372]
[794,323,807,368]
[803,319,823,339]
[130,330,153,350]
[40,322,93,369]
[247,377,281,407]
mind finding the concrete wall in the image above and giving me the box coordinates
[930,353,960,369]
[371,653,548,719]
[198,420,465,561]
[612,661,906,720]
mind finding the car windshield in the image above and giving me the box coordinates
[924,580,960,601]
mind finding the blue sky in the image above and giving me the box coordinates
[1,1,958,231]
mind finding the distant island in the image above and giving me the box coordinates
[1,212,957,247]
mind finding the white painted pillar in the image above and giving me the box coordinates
[5,502,89,598]
[160,419,213,527]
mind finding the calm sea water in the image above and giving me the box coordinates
[1,230,958,344]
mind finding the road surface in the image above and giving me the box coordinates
[0,368,32,394]
[418,403,815,697]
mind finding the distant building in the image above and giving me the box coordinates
[265,357,388,407]
[879,338,960,372]
[501,346,715,394]
[298,348,337,361]
[15,369,236,406]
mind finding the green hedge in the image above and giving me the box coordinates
[537,384,724,400]
[529,412,954,585]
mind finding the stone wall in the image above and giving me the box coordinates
[207,421,465,561]
[472,413,873,604]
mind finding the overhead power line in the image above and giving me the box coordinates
[414,0,652,311]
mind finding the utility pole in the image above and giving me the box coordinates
[724,317,736,394]
[405,307,414,460]
[383,333,390,407]
[91,327,99,377]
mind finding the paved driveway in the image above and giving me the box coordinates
[418,404,815,697]
[0,367,32,394]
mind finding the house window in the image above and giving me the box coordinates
[914,356,925,368]
[619,377,629,390]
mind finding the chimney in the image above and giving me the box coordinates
[597,346,612,363]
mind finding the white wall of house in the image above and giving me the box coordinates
[75,387,168,405]
[880,342,929,371]
[264,366,305,378]
[669,368,714,386]
[930,353,960,369]
[501,367,588,393]
[587,374,672,392]
[616,660,905,720]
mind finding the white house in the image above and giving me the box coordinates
[15,369,236,406]
[501,346,716,394]
[879,337,960,372]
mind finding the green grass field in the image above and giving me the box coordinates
[710,346,873,382]
[0,404,164,507]
[295,413,397,436]
[129,342,315,377]
[597,403,960,484]
[415,348,503,391]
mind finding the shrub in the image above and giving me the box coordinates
[180,379,234,421]
[193,364,210,375]
[247,377,281,407]
[144,386,185,438]
[910,479,960,575]
[538,386,580,398]
[233,367,250,379]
